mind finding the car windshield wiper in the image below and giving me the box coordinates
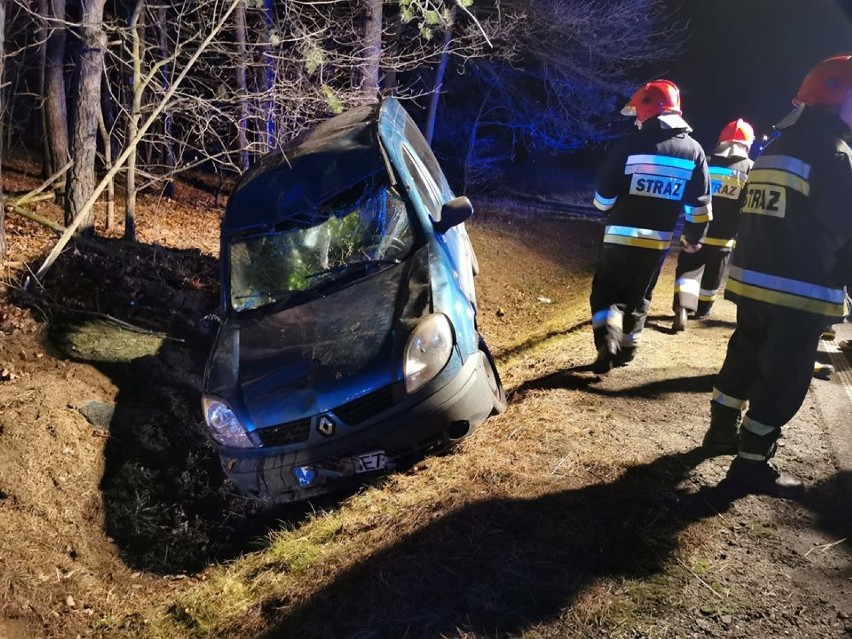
[305,258,400,280]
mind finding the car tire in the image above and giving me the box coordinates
[478,335,507,415]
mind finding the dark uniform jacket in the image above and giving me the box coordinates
[593,117,712,249]
[703,152,753,250]
[726,107,852,319]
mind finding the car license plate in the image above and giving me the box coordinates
[355,450,386,474]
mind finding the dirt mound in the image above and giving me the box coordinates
[35,238,218,338]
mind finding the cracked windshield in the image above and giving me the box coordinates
[229,181,414,312]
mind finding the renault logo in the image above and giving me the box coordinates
[317,415,336,437]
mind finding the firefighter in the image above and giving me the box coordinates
[672,119,755,331]
[590,79,712,373]
[703,53,852,495]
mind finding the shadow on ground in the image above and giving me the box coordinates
[646,315,738,335]
[252,458,852,639]
[800,470,852,550]
[513,367,716,398]
[495,317,590,361]
[25,237,321,573]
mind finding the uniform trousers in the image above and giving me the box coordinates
[714,303,827,435]
[673,246,732,316]
[590,244,665,351]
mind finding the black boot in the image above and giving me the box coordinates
[615,345,637,367]
[725,457,804,497]
[592,339,618,374]
[672,306,687,332]
[724,428,803,497]
[701,402,741,455]
[694,301,713,319]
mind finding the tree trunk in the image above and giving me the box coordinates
[65,0,107,233]
[124,0,145,241]
[37,0,51,178]
[425,10,455,144]
[359,0,382,100]
[99,71,117,229]
[463,95,489,194]
[235,0,249,171]
[44,0,69,182]
[0,0,7,261]
[260,0,275,152]
[97,99,114,230]
[381,9,401,95]
[158,3,175,195]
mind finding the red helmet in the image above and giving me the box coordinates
[793,53,852,109]
[621,80,682,122]
[718,119,755,146]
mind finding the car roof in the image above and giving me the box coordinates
[223,100,391,235]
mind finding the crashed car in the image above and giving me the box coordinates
[201,98,506,502]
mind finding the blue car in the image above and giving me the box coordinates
[202,98,506,502]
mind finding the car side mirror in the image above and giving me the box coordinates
[199,313,222,336]
[433,196,473,234]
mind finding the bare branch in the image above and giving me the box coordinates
[31,0,243,283]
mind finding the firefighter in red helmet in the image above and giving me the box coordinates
[671,119,755,330]
[590,79,712,372]
[703,53,852,495]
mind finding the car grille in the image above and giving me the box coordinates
[333,385,397,425]
[256,417,312,447]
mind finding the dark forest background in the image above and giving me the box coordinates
[0,0,681,257]
[0,0,850,261]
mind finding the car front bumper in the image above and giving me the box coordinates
[218,350,495,502]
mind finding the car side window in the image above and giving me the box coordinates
[401,144,444,218]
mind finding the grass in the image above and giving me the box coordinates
[146,307,707,639]
[748,521,779,540]
[155,486,450,636]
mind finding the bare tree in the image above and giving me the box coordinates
[64,0,107,233]
[94,0,497,201]
[259,0,275,151]
[96,87,114,230]
[359,0,382,99]
[234,0,249,171]
[36,0,49,177]
[424,6,456,144]
[4,0,502,249]
[34,0,244,281]
[157,2,175,197]
[0,0,6,261]
[42,0,68,180]
[124,0,144,240]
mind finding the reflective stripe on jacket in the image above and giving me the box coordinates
[725,107,852,319]
[593,118,712,250]
[703,155,753,250]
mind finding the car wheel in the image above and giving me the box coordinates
[478,335,507,415]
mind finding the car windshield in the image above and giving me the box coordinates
[229,181,415,312]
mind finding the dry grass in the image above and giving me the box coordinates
[144,262,713,638]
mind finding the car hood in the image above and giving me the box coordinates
[205,246,431,428]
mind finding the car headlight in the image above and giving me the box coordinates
[202,397,253,448]
[404,313,453,394]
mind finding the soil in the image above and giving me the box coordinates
[0,160,850,639]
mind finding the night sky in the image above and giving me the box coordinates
[653,0,852,149]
